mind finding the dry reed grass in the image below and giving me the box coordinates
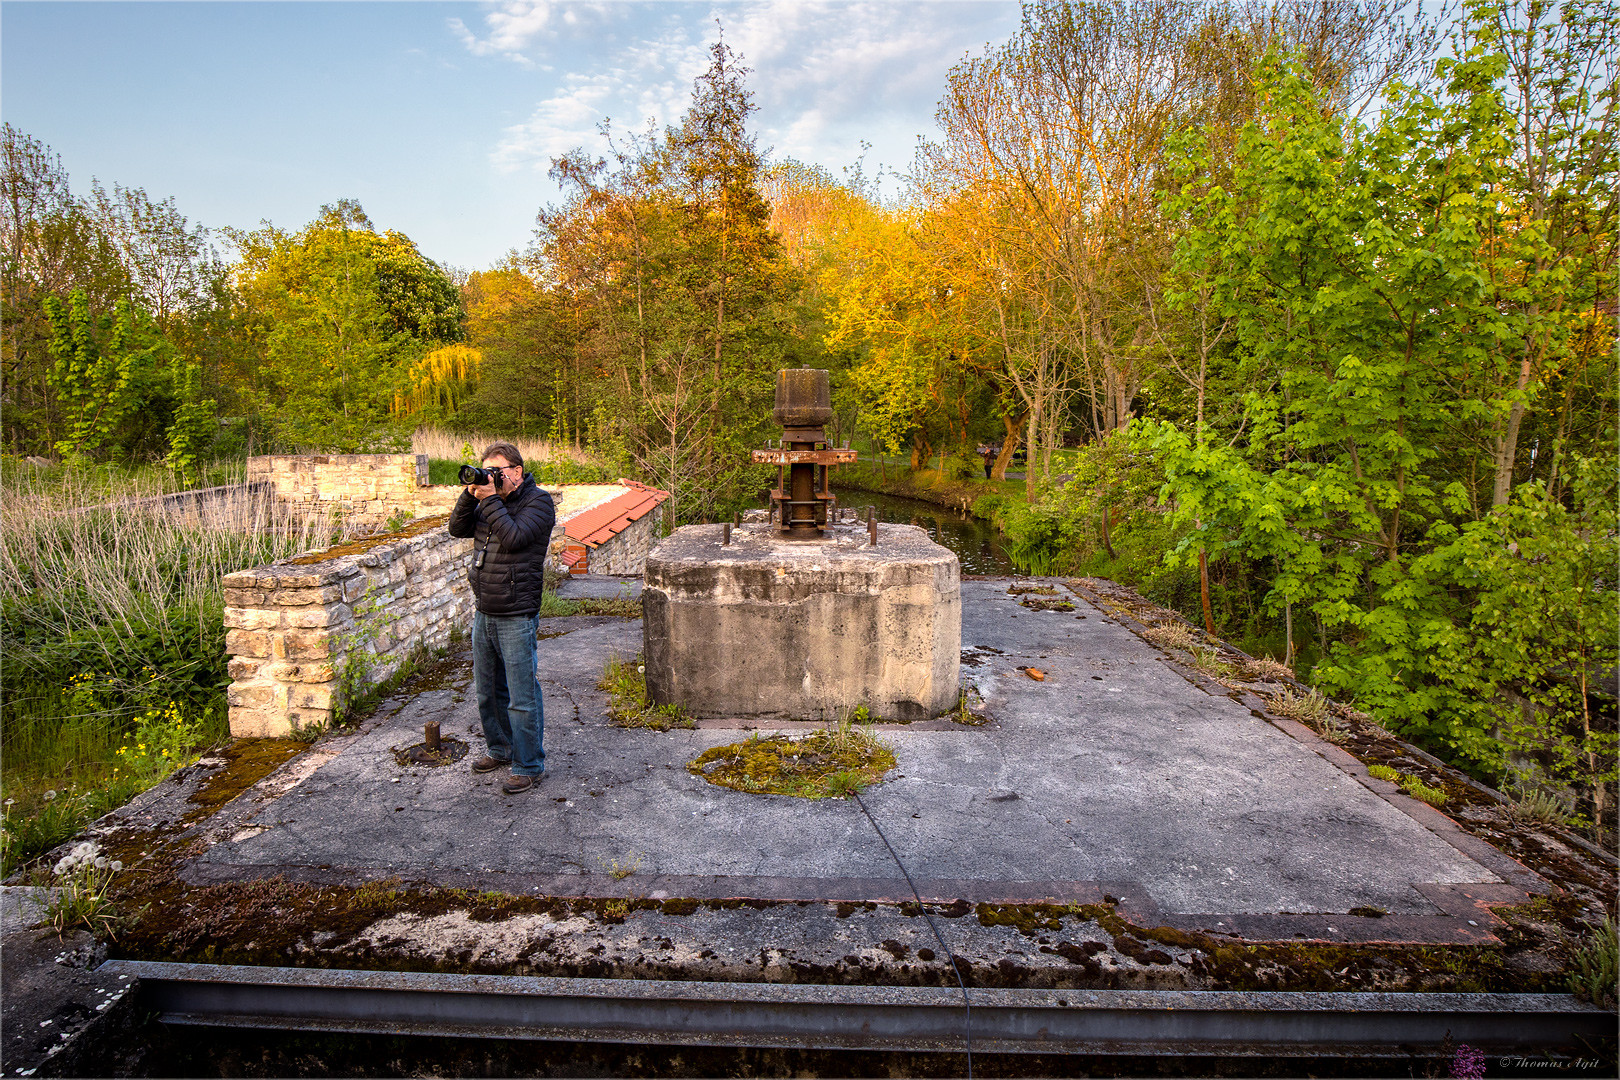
[410,427,596,467]
[0,469,345,690]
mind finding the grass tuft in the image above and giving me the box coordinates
[1143,624,1196,651]
[598,654,693,731]
[1567,916,1618,1009]
[1244,656,1294,681]
[1269,686,1328,725]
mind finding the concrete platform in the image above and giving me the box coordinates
[178,580,1534,943]
[552,574,642,600]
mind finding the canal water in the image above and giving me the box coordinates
[832,488,1015,575]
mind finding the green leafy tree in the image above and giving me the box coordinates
[229,202,460,452]
[2,127,135,455]
[42,289,161,462]
[164,362,217,485]
[538,36,794,521]
[1138,21,1615,836]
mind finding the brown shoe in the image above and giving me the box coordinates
[472,755,509,775]
[502,773,536,795]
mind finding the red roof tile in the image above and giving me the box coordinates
[564,479,670,549]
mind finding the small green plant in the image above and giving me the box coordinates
[598,654,693,730]
[289,717,327,744]
[42,839,124,938]
[539,591,581,617]
[1567,916,1618,1009]
[1270,686,1328,725]
[951,688,990,726]
[1509,787,1573,828]
[1313,711,1350,745]
[1367,764,1400,782]
[601,898,630,920]
[1190,648,1235,678]
[1504,770,1574,828]
[825,769,871,797]
[598,852,643,880]
[1400,775,1448,807]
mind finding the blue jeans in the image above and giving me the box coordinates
[471,611,544,776]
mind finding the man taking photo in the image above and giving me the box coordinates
[448,442,556,794]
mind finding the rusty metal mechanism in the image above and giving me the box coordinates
[751,369,856,539]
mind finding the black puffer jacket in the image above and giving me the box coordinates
[447,474,556,616]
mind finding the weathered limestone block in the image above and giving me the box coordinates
[225,629,271,658]
[229,706,284,738]
[227,657,264,681]
[284,603,353,629]
[642,522,960,721]
[223,607,282,631]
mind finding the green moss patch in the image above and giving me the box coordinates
[184,738,307,823]
[285,515,448,566]
[688,727,896,799]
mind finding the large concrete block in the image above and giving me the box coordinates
[643,522,960,721]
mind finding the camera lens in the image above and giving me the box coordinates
[458,465,489,486]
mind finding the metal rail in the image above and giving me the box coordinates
[100,960,1611,1057]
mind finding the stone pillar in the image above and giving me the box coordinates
[642,522,960,721]
[223,518,474,737]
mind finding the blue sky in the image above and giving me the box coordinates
[3,1,1023,271]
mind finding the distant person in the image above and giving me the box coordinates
[448,441,556,795]
[979,444,998,479]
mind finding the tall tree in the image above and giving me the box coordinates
[228,202,461,452]
[537,36,794,521]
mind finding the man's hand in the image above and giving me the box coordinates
[467,480,498,500]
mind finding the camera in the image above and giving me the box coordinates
[459,464,505,489]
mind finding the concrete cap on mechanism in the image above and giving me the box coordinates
[773,368,833,429]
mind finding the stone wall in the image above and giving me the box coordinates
[587,509,662,574]
[247,454,460,528]
[222,518,473,738]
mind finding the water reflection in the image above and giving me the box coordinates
[830,488,1014,575]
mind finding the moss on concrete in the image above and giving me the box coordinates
[687,728,896,799]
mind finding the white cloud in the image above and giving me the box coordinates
[480,2,1019,184]
[450,1,618,66]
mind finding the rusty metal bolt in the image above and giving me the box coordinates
[424,721,441,752]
